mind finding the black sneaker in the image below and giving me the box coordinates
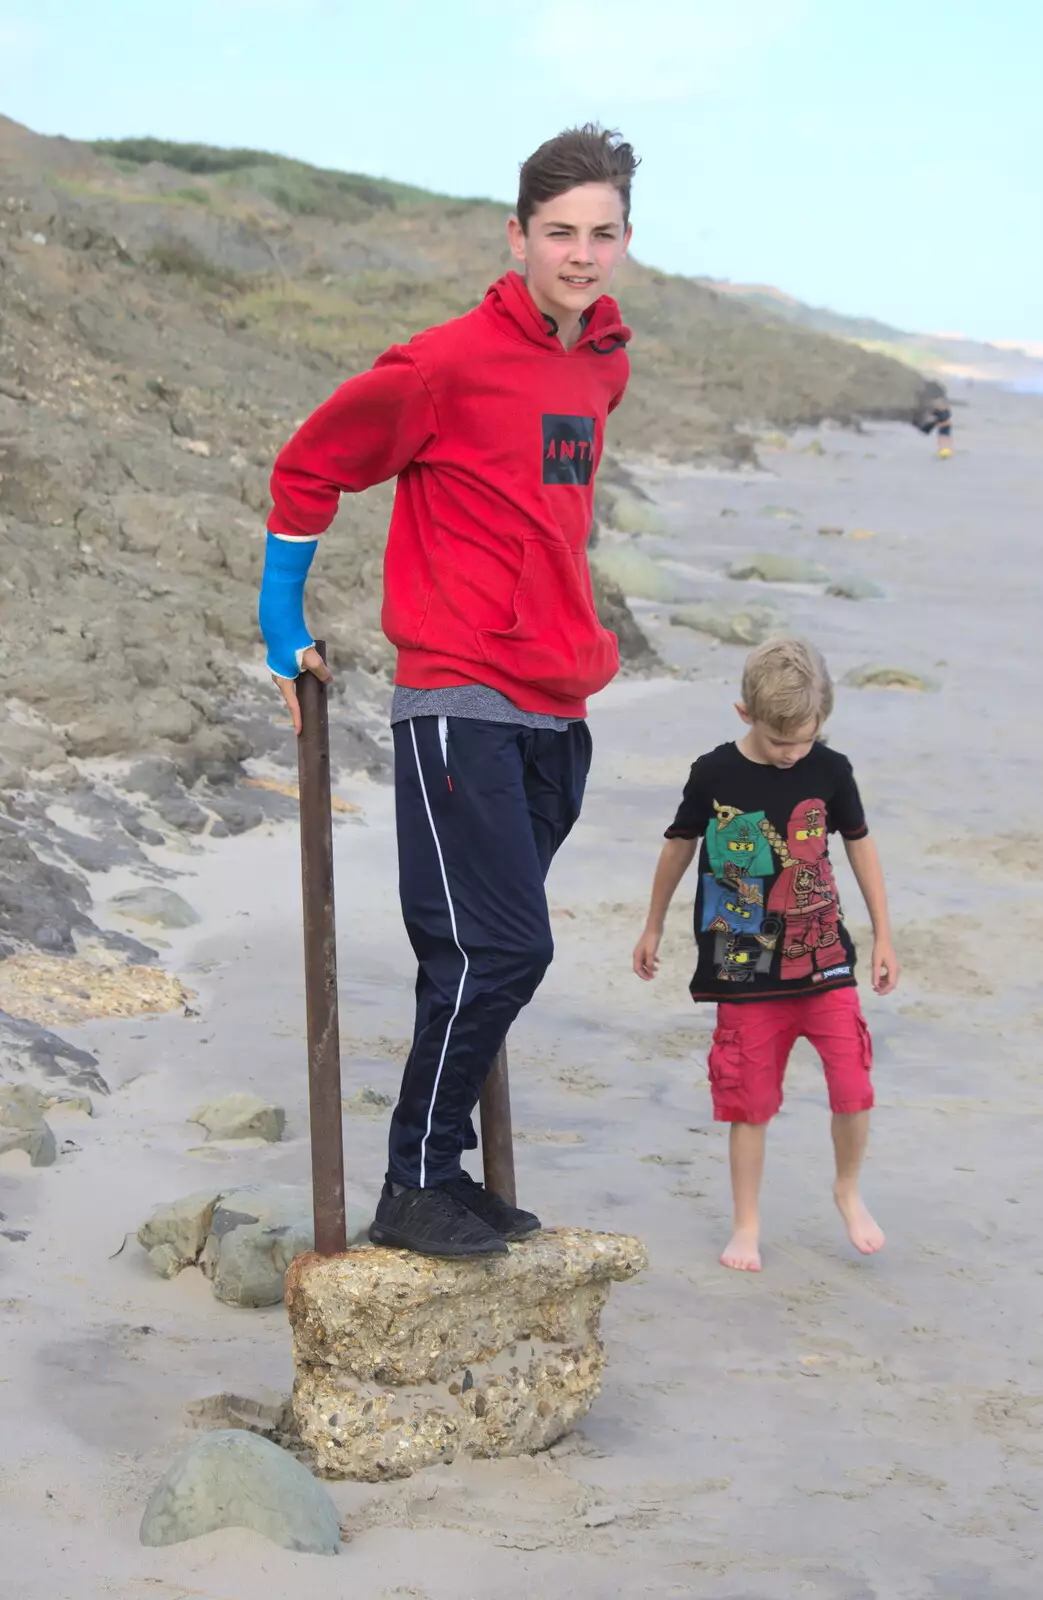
[445,1172,541,1241]
[369,1181,508,1257]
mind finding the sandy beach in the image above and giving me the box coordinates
[2,385,1042,1599]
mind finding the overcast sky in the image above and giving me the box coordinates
[1,0,1040,344]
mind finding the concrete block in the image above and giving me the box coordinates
[286,1226,646,1480]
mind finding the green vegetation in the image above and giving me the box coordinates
[146,240,242,292]
[90,136,490,224]
[92,137,283,173]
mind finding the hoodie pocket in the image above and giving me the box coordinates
[477,538,619,700]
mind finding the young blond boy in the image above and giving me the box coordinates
[633,638,899,1271]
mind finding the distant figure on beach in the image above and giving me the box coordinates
[918,398,953,457]
[258,125,637,1258]
[632,638,900,1272]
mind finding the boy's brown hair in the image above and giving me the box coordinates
[741,637,835,734]
[517,123,639,232]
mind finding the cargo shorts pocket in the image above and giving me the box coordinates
[707,1027,744,1096]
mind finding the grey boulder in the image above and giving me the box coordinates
[727,552,829,584]
[139,1428,340,1554]
[590,545,692,603]
[189,1092,285,1143]
[670,602,783,646]
[200,1185,315,1307]
[0,1084,57,1167]
[108,887,200,929]
[826,576,885,600]
[843,664,938,692]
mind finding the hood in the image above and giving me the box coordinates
[483,271,631,355]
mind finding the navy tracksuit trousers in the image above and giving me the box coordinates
[387,716,592,1188]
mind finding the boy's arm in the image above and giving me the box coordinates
[633,836,698,980]
[260,350,437,732]
[268,350,437,536]
[843,834,900,995]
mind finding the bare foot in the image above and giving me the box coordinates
[834,1186,885,1255]
[721,1227,762,1271]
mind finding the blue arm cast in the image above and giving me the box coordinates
[258,532,318,679]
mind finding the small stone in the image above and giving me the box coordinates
[40,1090,93,1116]
[0,1084,47,1128]
[343,1085,393,1113]
[843,664,938,692]
[849,528,878,540]
[801,439,826,456]
[108,887,200,929]
[148,1242,186,1279]
[670,602,782,646]
[0,1121,57,1167]
[0,1085,58,1167]
[139,1429,339,1554]
[727,552,829,584]
[583,1507,617,1528]
[190,1092,285,1143]
[818,526,844,537]
[826,577,885,601]
[138,1189,222,1267]
[174,438,212,458]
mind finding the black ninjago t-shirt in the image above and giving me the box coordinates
[665,741,869,1003]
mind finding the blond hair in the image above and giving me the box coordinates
[741,637,834,734]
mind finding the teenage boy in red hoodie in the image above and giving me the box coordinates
[259,125,637,1257]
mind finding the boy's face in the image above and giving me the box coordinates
[737,706,820,768]
[507,183,630,323]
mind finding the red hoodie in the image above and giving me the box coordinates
[268,272,631,717]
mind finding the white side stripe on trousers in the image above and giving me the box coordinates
[409,717,469,1188]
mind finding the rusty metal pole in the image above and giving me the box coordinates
[480,1042,516,1206]
[296,640,347,1256]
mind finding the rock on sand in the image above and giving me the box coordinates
[0,1084,57,1167]
[590,545,692,603]
[827,577,885,600]
[139,1429,340,1554]
[189,1092,285,1143]
[108,887,200,929]
[670,601,783,646]
[843,664,938,692]
[138,1184,371,1305]
[727,552,829,584]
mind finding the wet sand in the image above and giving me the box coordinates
[2,386,1042,1598]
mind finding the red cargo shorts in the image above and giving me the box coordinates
[707,986,873,1124]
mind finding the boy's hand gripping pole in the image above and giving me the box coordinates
[296,640,347,1255]
[480,1042,516,1207]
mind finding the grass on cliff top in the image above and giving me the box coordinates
[92,136,498,223]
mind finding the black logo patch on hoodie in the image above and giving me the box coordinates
[542,414,596,486]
